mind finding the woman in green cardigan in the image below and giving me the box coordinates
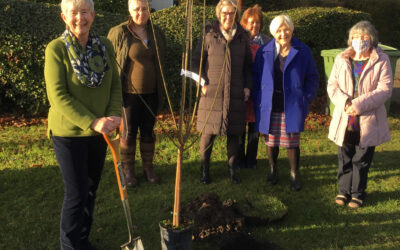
[44,0,121,249]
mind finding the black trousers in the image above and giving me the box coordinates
[52,135,107,250]
[237,122,259,167]
[337,131,375,200]
[122,92,158,143]
[200,134,240,168]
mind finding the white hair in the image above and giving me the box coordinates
[128,0,148,12]
[269,14,294,36]
[60,0,94,14]
[348,20,379,48]
[215,0,239,20]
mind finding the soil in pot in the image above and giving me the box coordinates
[159,220,193,250]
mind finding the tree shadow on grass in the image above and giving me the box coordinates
[0,165,62,250]
[1,149,399,249]
[184,150,400,249]
[365,190,400,207]
[263,217,400,249]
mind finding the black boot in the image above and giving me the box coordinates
[200,163,210,184]
[267,146,279,185]
[290,169,301,191]
[267,165,279,185]
[288,147,301,191]
[229,165,240,184]
[236,132,246,169]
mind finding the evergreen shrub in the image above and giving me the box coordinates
[0,0,127,114]
[28,0,132,15]
[151,5,216,107]
[341,0,400,51]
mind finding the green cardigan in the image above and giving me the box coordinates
[44,36,122,137]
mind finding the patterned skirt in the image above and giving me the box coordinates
[265,112,300,148]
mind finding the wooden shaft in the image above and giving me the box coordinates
[172,147,183,227]
[103,134,128,201]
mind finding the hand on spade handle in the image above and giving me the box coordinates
[92,116,121,135]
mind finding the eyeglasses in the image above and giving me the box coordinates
[221,11,235,17]
[132,7,148,13]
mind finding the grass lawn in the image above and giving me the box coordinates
[0,115,399,249]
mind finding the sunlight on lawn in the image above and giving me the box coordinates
[0,116,399,249]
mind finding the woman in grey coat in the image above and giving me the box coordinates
[192,0,253,184]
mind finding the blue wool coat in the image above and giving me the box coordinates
[252,37,319,134]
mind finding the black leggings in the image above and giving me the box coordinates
[200,134,240,168]
[122,93,158,143]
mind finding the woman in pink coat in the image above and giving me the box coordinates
[328,21,392,208]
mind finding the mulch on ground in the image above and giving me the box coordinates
[0,114,47,129]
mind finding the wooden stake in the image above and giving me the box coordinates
[172,147,183,227]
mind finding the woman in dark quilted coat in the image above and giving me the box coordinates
[192,0,253,184]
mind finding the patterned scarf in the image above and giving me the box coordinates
[62,29,109,88]
[347,59,368,131]
[251,34,264,46]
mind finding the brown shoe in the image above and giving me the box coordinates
[140,139,159,183]
[120,139,137,187]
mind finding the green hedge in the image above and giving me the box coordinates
[151,5,216,107]
[27,0,131,15]
[238,0,400,50]
[340,0,400,52]
[0,0,369,115]
[0,0,127,114]
[26,0,400,49]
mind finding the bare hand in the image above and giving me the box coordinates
[91,116,121,135]
[108,116,121,128]
[244,88,250,102]
[345,105,358,116]
[201,85,207,95]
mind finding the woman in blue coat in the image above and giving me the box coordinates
[252,15,319,191]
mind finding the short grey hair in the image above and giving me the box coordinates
[269,14,294,36]
[347,20,379,48]
[128,0,148,12]
[215,0,239,22]
[61,0,94,14]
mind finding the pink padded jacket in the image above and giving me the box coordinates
[327,47,392,147]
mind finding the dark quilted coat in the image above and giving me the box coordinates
[192,21,253,136]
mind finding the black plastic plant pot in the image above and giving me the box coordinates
[159,222,193,250]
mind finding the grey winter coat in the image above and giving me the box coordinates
[192,21,253,135]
